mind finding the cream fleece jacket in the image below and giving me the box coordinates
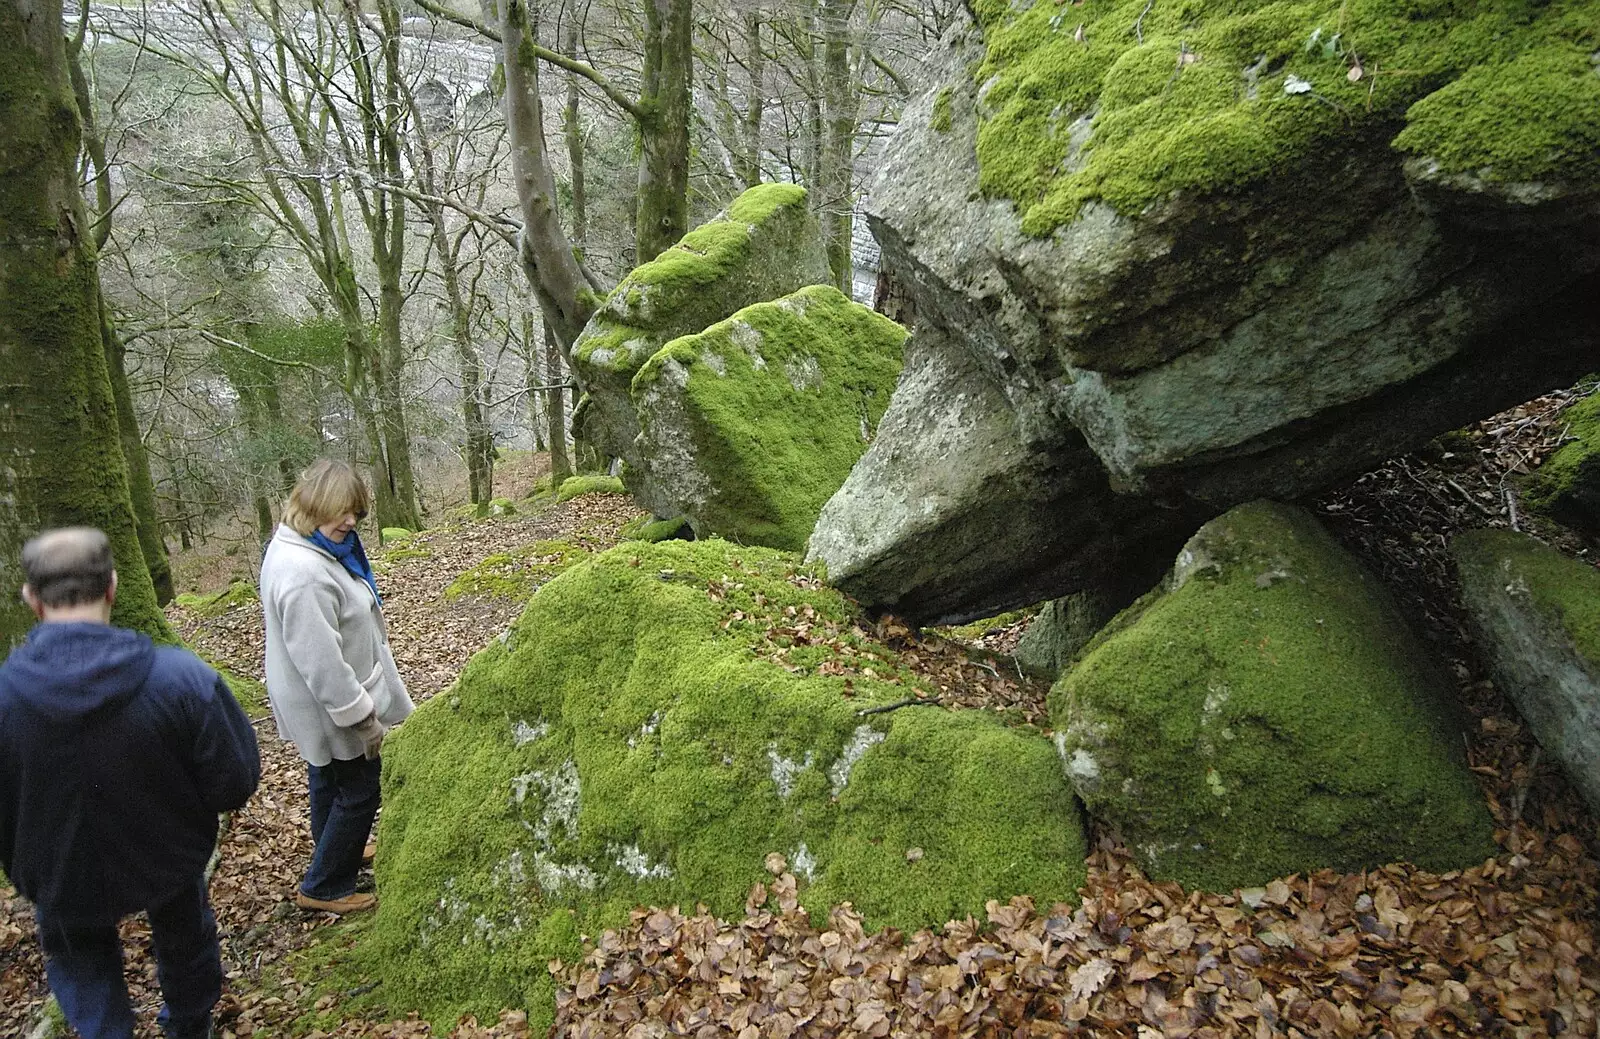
[260,525,414,766]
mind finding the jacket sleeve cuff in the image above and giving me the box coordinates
[327,689,377,728]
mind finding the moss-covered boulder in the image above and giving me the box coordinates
[570,185,830,487]
[1454,529,1600,815]
[1522,386,1600,537]
[825,3,1600,625]
[371,539,1086,1028]
[1053,501,1494,892]
[630,286,905,552]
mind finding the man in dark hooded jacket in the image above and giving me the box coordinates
[0,528,260,1039]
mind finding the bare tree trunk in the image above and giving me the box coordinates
[740,9,765,187]
[635,0,693,263]
[68,37,174,603]
[561,18,587,247]
[818,0,857,291]
[502,0,595,352]
[543,321,572,483]
[0,0,170,648]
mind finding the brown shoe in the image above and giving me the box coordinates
[294,891,377,914]
[361,841,377,866]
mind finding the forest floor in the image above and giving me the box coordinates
[3,386,1598,1038]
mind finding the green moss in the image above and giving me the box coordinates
[216,665,269,718]
[931,87,954,133]
[972,0,1600,234]
[631,285,906,552]
[1453,528,1600,666]
[555,474,626,502]
[443,540,591,601]
[489,497,517,516]
[935,607,1038,642]
[1522,388,1600,532]
[1053,501,1494,892]
[366,539,1086,1029]
[173,580,258,619]
[381,527,414,542]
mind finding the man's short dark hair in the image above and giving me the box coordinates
[21,528,115,608]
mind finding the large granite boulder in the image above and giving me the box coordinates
[570,183,830,511]
[631,286,905,552]
[1522,387,1600,537]
[811,2,1600,623]
[371,539,1087,1029]
[1454,529,1600,815]
[1053,501,1495,892]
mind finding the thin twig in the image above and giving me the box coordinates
[1132,0,1155,42]
[1505,488,1520,532]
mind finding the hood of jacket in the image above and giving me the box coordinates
[0,622,156,723]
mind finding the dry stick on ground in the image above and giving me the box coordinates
[856,697,941,717]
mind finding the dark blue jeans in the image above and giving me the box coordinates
[36,877,219,1039]
[301,754,382,900]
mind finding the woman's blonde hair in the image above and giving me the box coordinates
[283,459,371,535]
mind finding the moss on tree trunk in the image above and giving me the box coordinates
[0,0,172,651]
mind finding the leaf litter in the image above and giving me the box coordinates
[5,383,1600,1037]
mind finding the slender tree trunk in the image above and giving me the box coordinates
[561,20,587,248]
[0,0,170,649]
[635,0,693,263]
[542,321,572,483]
[502,0,595,353]
[98,299,175,604]
[68,35,174,603]
[818,0,858,291]
[740,10,765,187]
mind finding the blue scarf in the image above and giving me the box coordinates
[307,529,381,605]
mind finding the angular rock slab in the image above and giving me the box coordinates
[1522,387,1600,538]
[1454,529,1600,815]
[808,322,1201,626]
[372,539,1087,1028]
[1053,501,1495,893]
[631,286,905,552]
[570,183,830,501]
[829,10,1600,622]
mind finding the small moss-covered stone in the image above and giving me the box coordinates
[631,286,906,552]
[555,475,625,502]
[381,526,414,543]
[620,515,693,543]
[371,539,1087,1029]
[972,0,1600,235]
[1053,501,1494,892]
[1454,528,1600,813]
[1522,387,1600,536]
[570,185,832,469]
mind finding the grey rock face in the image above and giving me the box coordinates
[810,14,1600,622]
[1013,591,1121,680]
[1454,529,1600,815]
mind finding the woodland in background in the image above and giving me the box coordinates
[1,0,953,636]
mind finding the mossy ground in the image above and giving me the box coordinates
[442,539,591,601]
[366,539,1086,1030]
[971,0,1600,234]
[1453,528,1600,667]
[1053,501,1494,892]
[555,474,626,502]
[1522,387,1600,531]
[173,580,258,619]
[632,285,906,552]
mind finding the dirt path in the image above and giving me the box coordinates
[0,492,643,1039]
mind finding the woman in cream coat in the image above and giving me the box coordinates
[260,460,414,914]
